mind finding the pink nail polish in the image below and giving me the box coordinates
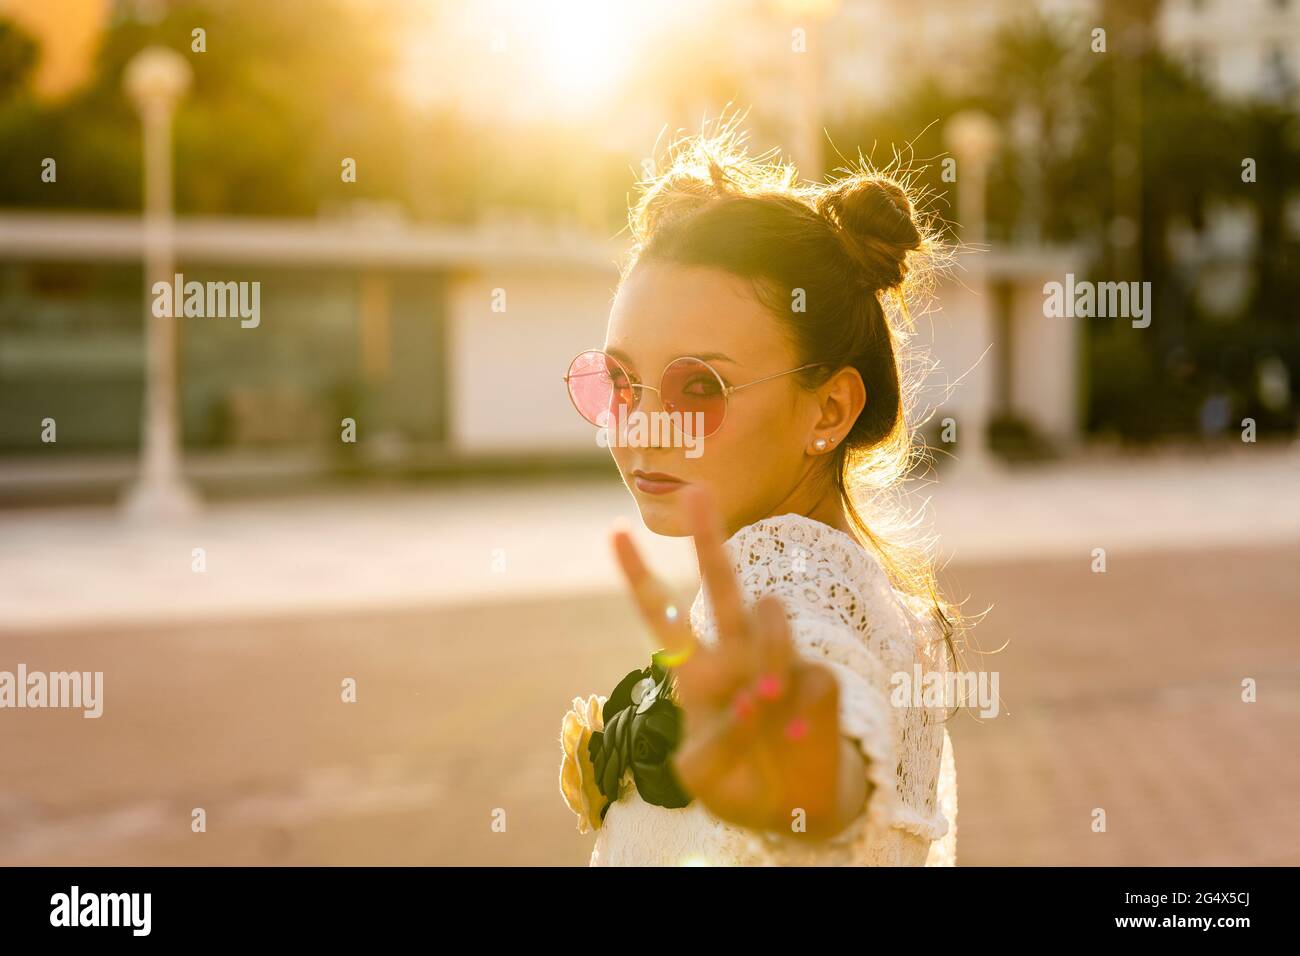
[732,691,755,721]
[756,674,782,700]
[784,717,807,740]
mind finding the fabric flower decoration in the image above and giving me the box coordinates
[588,659,691,816]
[559,694,609,833]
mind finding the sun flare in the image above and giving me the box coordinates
[400,0,684,118]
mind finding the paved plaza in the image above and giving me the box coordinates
[1,449,1297,865]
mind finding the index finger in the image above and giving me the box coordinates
[610,521,698,666]
[685,485,749,647]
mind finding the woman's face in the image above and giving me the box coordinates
[602,261,827,537]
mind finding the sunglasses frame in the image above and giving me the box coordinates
[563,349,825,438]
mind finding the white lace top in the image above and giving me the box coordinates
[589,512,958,866]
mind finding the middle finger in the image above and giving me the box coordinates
[685,485,750,649]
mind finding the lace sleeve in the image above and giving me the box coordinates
[751,603,900,862]
[688,514,910,864]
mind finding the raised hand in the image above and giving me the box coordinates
[611,486,870,838]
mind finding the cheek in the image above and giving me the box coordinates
[721,387,805,454]
[608,442,633,475]
[690,388,807,487]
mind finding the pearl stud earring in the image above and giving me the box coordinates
[813,438,828,451]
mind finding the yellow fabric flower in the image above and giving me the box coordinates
[559,694,609,833]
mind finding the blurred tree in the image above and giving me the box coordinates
[0,18,38,104]
[0,0,640,230]
[977,10,1094,245]
[1084,43,1298,441]
[0,0,411,215]
[829,9,1299,444]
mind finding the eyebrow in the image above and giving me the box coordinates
[605,347,739,367]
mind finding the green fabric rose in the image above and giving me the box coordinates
[587,657,691,817]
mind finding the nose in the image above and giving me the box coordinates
[634,383,664,412]
[628,384,676,450]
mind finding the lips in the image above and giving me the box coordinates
[632,470,686,495]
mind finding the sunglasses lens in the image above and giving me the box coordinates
[661,358,727,438]
[566,350,635,427]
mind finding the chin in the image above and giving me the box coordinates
[630,494,691,537]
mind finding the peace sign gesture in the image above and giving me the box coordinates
[611,486,871,839]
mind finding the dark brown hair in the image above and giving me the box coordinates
[623,125,962,677]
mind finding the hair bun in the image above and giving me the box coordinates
[814,176,923,293]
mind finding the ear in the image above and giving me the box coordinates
[808,366,866,452]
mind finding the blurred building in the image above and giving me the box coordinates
[822,0,1096,114]
[0,210,622,488]
[1158,0,1300,104]
[0,207,1081,490]
[818,0,1300,111]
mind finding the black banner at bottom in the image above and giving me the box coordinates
[0,866,1275,942]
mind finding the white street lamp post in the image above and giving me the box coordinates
[944,110,1002,477]
[122,47,198,520]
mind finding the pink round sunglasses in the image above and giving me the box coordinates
[563,349,823,438]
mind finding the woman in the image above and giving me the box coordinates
[558,127,960,866]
